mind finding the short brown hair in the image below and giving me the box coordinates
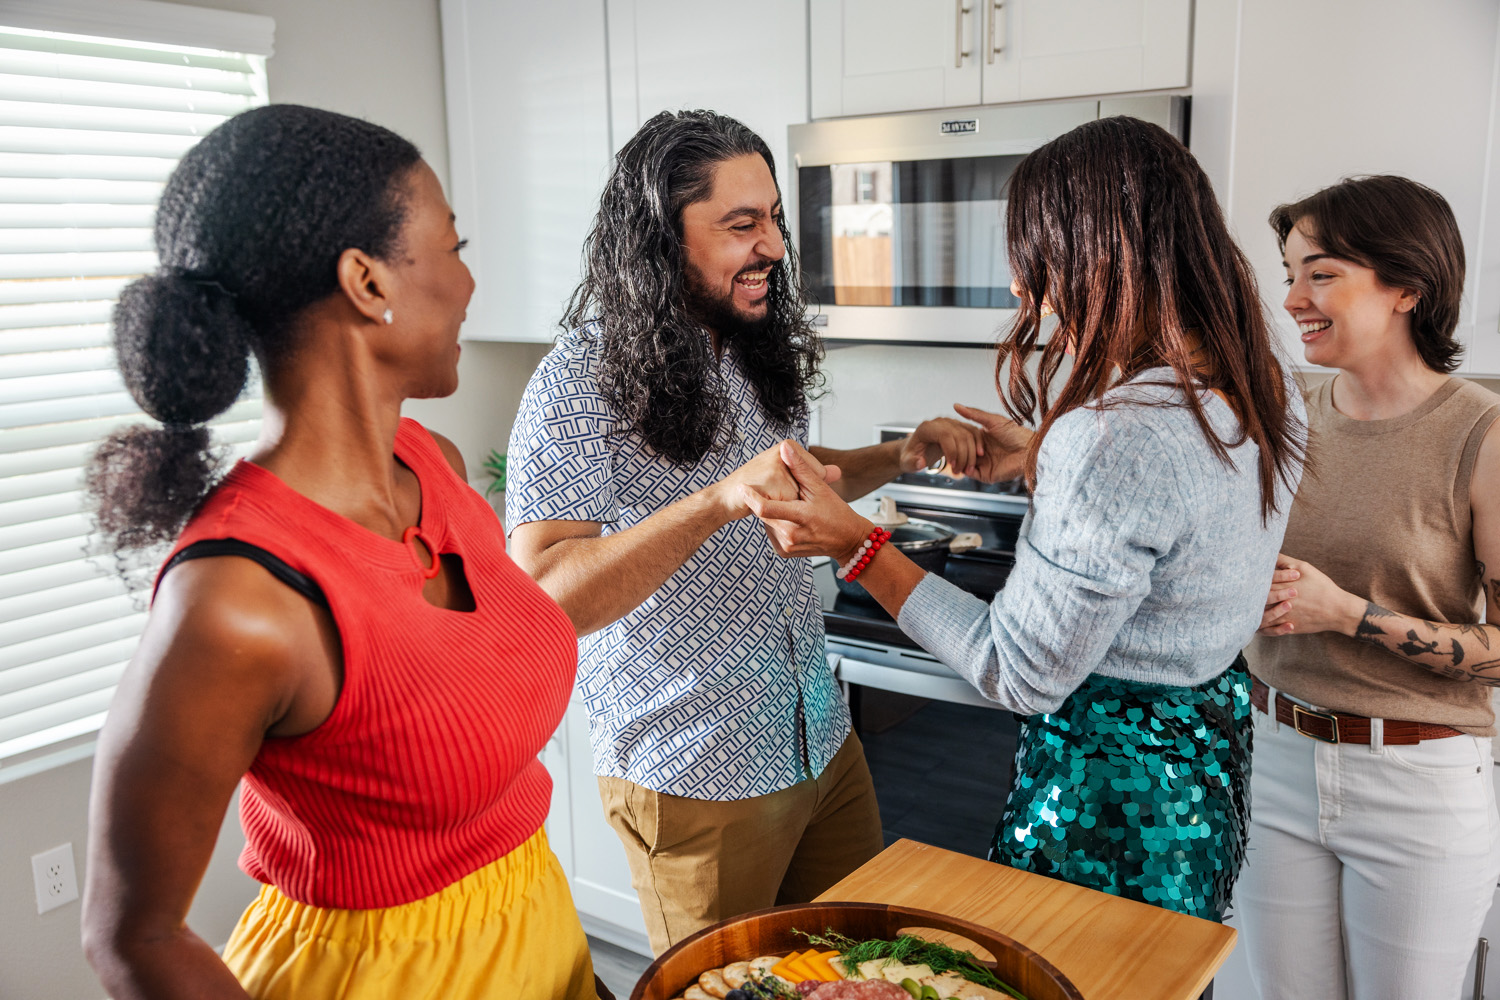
[1270,175,1465,373]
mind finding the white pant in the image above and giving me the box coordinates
[1237,702,1500,1000]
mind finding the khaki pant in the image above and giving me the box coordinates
[597,732,884,955]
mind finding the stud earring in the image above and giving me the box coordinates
[382,308,394,325]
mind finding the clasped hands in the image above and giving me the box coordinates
[726,405,1033,566]
[1257,555,1366,638]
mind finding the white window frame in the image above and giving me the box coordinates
[0,0,274,783]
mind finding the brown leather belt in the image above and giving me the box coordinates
[1250,675,1464,745]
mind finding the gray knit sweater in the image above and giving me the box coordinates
[898,368,1305,715]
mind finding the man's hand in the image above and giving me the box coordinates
[1256,554,1364,637]
[710,442,840,522]
[952,403,1034,483]
[898,417,985,478]
[743,440,871,561]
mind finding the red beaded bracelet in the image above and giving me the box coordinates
[836,527,892,583]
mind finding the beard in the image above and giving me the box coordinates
[682,258,776,347]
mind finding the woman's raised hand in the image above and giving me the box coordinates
[741,440,873,562]
[952,403,1034,483]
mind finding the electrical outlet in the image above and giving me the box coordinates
[31,843,79,915]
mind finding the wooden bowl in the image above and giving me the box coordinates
[629,901,1084,1000]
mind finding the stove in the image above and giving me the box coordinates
[820,429,1029,711]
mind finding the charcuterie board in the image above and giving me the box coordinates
[629,901,1083,1000]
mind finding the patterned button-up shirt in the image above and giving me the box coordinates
[505,327,850,800]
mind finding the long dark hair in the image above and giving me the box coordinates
[85,104,422,565]
[1270,175,1465,373]
[998,116,1304,522]
[562,109,823,463]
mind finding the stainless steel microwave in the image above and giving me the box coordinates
[788,96,1187,345]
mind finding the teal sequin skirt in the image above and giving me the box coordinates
[989,656,1251,922]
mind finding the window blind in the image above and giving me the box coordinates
[0,22,269,778]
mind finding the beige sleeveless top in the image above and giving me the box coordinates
[1248,376,1500,735]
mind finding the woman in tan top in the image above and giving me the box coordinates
[1241,175,1500,1000]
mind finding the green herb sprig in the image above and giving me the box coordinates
[795,928,1028,1000]
[755,975,800,999]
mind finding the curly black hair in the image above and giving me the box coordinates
[561,109,823,464]
[85,104,422,568]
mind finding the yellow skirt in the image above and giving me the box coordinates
[222,827,597,1000]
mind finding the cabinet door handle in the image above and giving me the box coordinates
[1474,936,1489,1000]
[987,0,1006,63]
[955,0,972,67]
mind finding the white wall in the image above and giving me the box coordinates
[0,3,524,998]
[1192,0,1500,377]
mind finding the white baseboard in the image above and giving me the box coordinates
[581,913,652,958]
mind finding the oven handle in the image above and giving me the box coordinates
[829,652,1005,710]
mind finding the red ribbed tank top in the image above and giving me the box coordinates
[162,419,577,909]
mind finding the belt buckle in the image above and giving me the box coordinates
[1293,703,1341,744]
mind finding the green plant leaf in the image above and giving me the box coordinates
[481,449,507,495]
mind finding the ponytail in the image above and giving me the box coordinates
[86,271,254,552]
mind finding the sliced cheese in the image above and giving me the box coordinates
[769,953,804,983]
[783,951,823,982]
[805,951,842,982]
[879,962,935,985]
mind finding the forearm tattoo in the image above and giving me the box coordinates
[1353,599,1500,684]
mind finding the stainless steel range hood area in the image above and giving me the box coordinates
[789,96,1187,346]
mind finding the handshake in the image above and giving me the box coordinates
[712,404,1035,564]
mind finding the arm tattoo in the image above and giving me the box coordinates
[1456,622,1494,651]
[1353,603,1397,642]
[1396,630,1444,659]
[1353,602,1500,685]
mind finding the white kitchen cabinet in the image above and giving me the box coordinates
[809,0,982,119]
[605,0,809,187]
[542,698,652,956]
[980,0,1192,105]
[810,0,1192,119]
[441,0,809,344]
[439,0,613,343]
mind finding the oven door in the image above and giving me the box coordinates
[825,642,1020,860]
[827,639,1004,710]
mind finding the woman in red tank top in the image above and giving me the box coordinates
[79,105,602,1000]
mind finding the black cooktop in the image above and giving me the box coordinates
[820,504,1023,650]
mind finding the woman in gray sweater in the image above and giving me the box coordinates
[746,116,1305,921]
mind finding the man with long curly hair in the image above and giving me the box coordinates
[506,110,993,954]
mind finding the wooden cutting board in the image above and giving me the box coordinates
[816,839,1236,1000]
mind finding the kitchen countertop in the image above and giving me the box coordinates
[817,839,1236,1000]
